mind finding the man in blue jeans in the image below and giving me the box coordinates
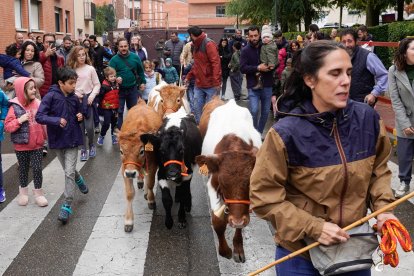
[109,38,146,129]
[240,26,274,136]
[185,26,221,123]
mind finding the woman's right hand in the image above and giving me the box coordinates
[317,222,350,246]
[403,127,414,136]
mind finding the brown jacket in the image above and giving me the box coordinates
[250,100,394,256]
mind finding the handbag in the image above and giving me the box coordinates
[305,222,379,275]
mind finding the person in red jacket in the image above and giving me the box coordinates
[97,67,121,146]
[185,26,221,124]
[39,33,64,98]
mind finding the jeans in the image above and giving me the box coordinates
[118,86,139,129]
[186,84,195,114]
[193,86,217,124]
[80,106,95,150]
[275,246,371,276]
[248,86,272,134]
[55,147,82,205]
[396,136,414,184]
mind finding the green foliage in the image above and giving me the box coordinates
[227,0,276,25]
[94,4,116,36]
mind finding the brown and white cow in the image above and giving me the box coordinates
[147,82,190,118]
[195,99,262,263]
[118,100,162,232]
[198,96,224,139]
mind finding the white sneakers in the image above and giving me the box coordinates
[395,183,410,198]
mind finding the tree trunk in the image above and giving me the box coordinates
[339,4,343,28]
[397,0,404,21]
[365,0,381,26]
[303,0,312,31]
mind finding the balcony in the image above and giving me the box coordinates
[84,1,96,21]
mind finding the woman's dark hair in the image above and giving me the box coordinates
[219,37,228,46]
[289,40,300,51]
[187,26,202,37]
[394,38,414,71]
[282,40,347,107]
[5,44,19,57]
[20,40,40,62]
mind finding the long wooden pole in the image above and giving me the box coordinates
[248,190,414,276]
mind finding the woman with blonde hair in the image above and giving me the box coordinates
[67,46,101,161]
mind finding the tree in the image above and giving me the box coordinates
[94,4,116,36]
[227,0,331,32]
[349,0,394,26]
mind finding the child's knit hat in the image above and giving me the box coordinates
[261,25,272,40]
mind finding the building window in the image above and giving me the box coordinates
[216,5,225,17]
[55,8,61,32]
[30,0,41,30]
[14,0,22,28]
[65,11,70,33]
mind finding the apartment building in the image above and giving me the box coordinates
[0,0,75,54]
[188,0,236,28]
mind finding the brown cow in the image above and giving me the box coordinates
[196,99,262,263]
[118,100,162,232]
[147,83,190,118]
[198,96,224,138]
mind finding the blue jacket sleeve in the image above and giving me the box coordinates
[35,94,61,126]
[0,92,9,120]
[10,57,30,77]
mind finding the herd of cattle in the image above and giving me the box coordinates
[118,82,262,263]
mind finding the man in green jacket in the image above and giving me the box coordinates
[109,38,146,129]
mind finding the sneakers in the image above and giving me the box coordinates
[97,135,104,146]
[58,204,72,224]
[89,145,96,158]
[0,187,5,203]
[42,146,48,157]
[112,135,118,145]
[80,149,88,162]
[252,73,263,90]
[76,175,89,194]
[395,183,410,198]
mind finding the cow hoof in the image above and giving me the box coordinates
[184,205,191,213]
[165,218,173,229]
[144,194,148,200]
[233,252,246,263]
[148,202,156,210]
[137,181,144,189]
[124,224,134,232]
[219,248,233,259]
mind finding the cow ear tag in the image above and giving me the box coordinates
[199,164,209,176]
[145,142,154,152]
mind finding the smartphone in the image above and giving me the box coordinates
[50,42,56,49]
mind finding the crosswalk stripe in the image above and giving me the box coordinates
[0,156,87,275]
[73,168,155,275]
[2,153,17,172]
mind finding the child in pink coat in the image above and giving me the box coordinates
[5,77,47,207]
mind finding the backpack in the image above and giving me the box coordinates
[191,37,215,55]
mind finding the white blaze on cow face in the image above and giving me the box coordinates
[165,107,187,130]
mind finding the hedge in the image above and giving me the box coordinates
[283,21,414,68]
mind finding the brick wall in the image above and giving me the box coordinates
[0,0,74,66]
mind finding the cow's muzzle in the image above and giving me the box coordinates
[124,170,138,179]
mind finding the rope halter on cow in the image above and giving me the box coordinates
[123,161,146,178]
[163,160,189,176]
